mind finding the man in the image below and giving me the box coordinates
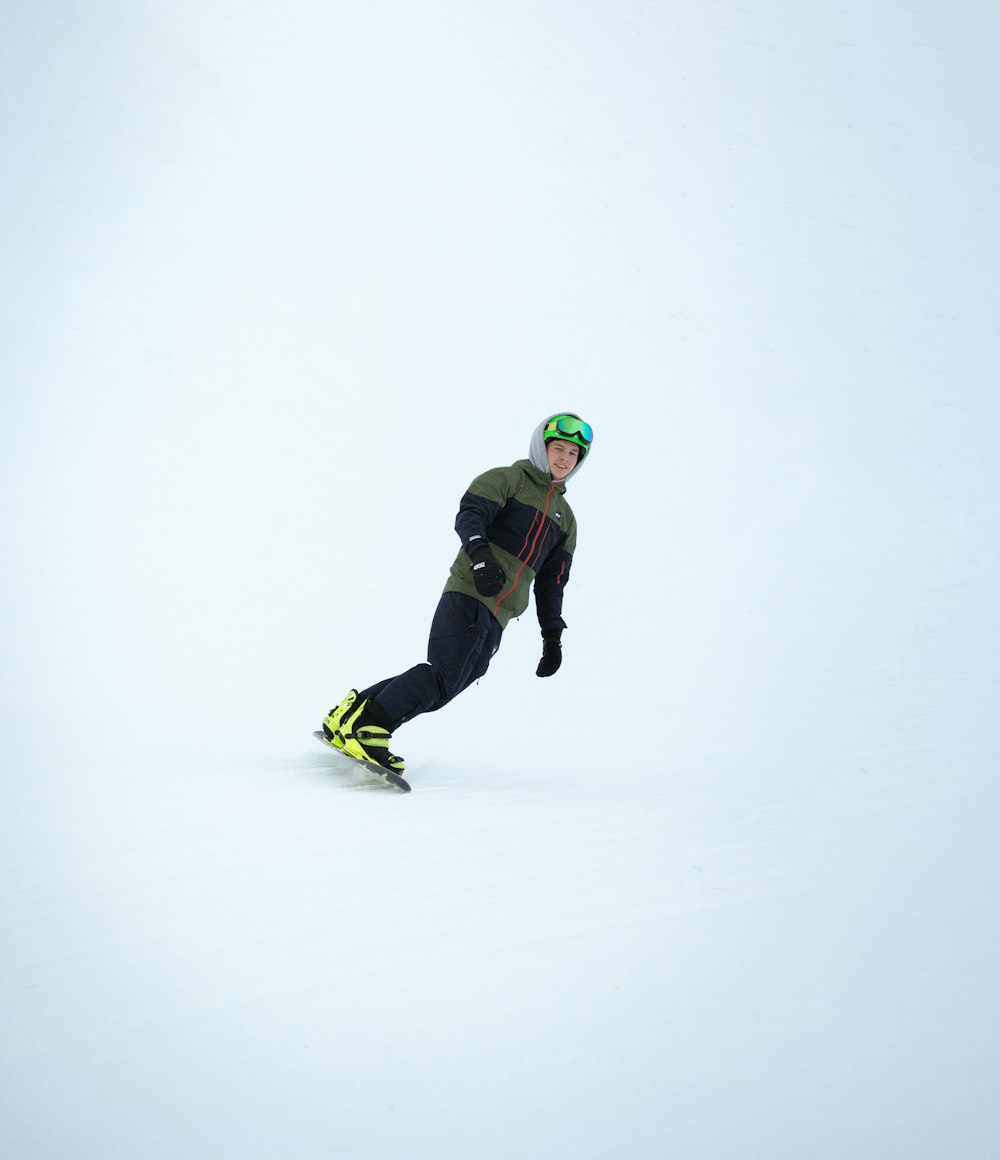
[321,412,593,772]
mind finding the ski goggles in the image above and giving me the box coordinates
[544,415,593,446]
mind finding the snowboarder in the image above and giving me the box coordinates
[320,412,593,774]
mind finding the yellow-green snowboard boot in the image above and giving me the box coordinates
[322,689,405,773]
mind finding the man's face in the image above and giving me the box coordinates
[546,439,580,480]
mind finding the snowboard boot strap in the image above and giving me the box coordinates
[322,688,360,749]
[340,696,405,773]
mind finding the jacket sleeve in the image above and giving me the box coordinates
[533,517,576,637]
[454,467,514,549]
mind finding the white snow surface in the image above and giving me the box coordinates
[2,2,999,1158]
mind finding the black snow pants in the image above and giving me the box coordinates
[360,592,504,731]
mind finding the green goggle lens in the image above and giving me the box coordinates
[545,416,593,445]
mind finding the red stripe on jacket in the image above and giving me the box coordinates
[494,483,557,617]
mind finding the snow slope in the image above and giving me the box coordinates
[2,2,999,1157]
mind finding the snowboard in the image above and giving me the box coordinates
[312,729,412,793]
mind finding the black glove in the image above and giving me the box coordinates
[466,537,505,598]
[536,635,562,678]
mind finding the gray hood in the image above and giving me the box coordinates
[529,413,589,482]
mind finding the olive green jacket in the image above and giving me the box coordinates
[444,458,577,631]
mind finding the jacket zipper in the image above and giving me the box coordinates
[493,482,557,616]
